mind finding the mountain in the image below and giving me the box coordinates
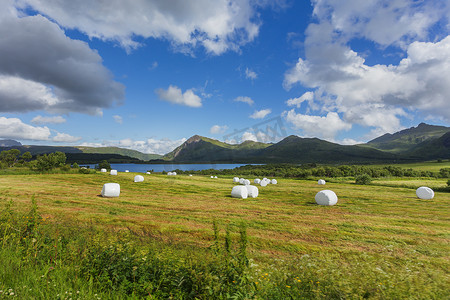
[0,139,22,147]
[404,132,450,160]
[163,135,269,162]
[366,123,450,153]
[163,134,400,164]
[0,145,161,163]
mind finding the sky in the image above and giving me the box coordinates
[0,0,449,155]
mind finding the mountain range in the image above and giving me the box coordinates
[0,123,449,164]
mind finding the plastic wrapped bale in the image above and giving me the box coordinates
[172,172,177,176]
[101,183,120,197]
[231,186,248,199]
[125,170,129,173]
[244,179,251,185]
[271,179,277,185]
[214,176,218,178]
[254,178,261,184]
[315,190,338,206]
[146,172,151,174]
[189,174,193,177]
[211,176,214,178]
[260,180,268,187]
[110,170,117,176]
[233,177,240,183]
[134,175,144,183]
[100,168,107,173]
[245,185,259,198]
[416,186,434,199]
[167,172,173,176]
[318,179,326,185]
[239,178,245,184]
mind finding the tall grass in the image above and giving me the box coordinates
[1,195,448,299]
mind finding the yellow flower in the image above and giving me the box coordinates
[297,280,301,282]
[286,285,291,288]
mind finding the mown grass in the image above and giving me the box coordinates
[0,171,449,299]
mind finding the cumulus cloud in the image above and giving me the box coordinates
[240,130,273,143]
[31,115,66,124]
[234,96,254,105]
[0,3,124,115]
[284,0,450,139]
[113,115,123,124]
[0,117,51,140]
[210,125,228,134]
[250,109,271,119]
[284,110,351,141]
[52,132,82,143]
[245,68,258,80]
[17,0,276,55]
[80,137,187,155]
[156,85,202,107]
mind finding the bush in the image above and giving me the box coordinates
[355,174,372,185]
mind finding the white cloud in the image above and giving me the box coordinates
[234,96,254,105]
[250,109,271,119]
[241,131,258,142]
[0,117,51,140]
[283,0,450,138]
[81,137,187,155]
[284,110,352,140]
[286,92,314,108]
[31,115,66,125]
[210,125,228,134]
[52,132,82,143]
[156,85,202,107]
[245,68,258,80]
[0,4,124,115]
[17,0,278,55]
[240,130,273,143]
[113,115,123,124]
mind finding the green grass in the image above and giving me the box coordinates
[371,160,450,172]
[0,171,449,299]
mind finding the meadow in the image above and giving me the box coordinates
[0,168,449,299]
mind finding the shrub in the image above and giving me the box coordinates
[355,174,372,185]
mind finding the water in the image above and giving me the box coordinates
[82,163,252,173]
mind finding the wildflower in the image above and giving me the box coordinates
[297,279,301,282]
[286,285,291,288]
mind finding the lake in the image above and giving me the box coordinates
[83,163,252,173]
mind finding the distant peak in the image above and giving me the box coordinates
[186,135,203,143]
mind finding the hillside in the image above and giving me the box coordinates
[76,146,161,161]
[405,132,450,160]
[163,134,401,164]
[367,123,450,153]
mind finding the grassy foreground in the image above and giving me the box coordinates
[0,171,449,299]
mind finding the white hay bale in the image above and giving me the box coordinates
[416,186,434,199]
[100,168,107,173]
[244,179,251,185]
[254,178,261,184]
[110,169,117,176]
[245,185,259,198]
[101,183,120,197]
[271,179,277,184]
[211,176,214,178]
[167,172,173,176]
[172,172,177,176]
[134,175,144,183]
[233,177,240,183]
[125,170,129,173]
[231,186,248,199]
[146,172,151,174]
[315,190,338,206]
[239,178,245,184]
[318,179,326,185]
[260,180,268,187]
[189,174,193,176]
[214,176,218,178]
[262,177,268,182]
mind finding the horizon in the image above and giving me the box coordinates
[1,1,449,155]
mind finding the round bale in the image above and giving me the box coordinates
[231,186,248,199]
[416,186,434,199]
[254,178,261,184]
[110,170,118,175]
[245,185,259,198]
[233,177,240,183]
[271,179,277,184]
[315,190,338,206]
[318,179,326,185]
[260,180,268,187]
[101,183,120,197]
[134,175,144,183]
[100,168,107,173]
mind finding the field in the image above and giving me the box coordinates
[0,171,449,299]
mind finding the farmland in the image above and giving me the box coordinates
[0,170,449,299]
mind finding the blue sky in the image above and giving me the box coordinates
[0,0,449,154]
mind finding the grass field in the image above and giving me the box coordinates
[0,171,449,299]
[372,160,450,172]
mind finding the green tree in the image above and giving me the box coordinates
[32,152,67,171]
[21,151,32,162]
[97,160,111,170]
[355,174,372,185]
[0,149,21,167]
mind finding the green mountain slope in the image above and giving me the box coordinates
[404,132,450,160]
[163,134,401,164]
[366,123,450,153]
[163,135,269,162]
[76,146,161,161]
